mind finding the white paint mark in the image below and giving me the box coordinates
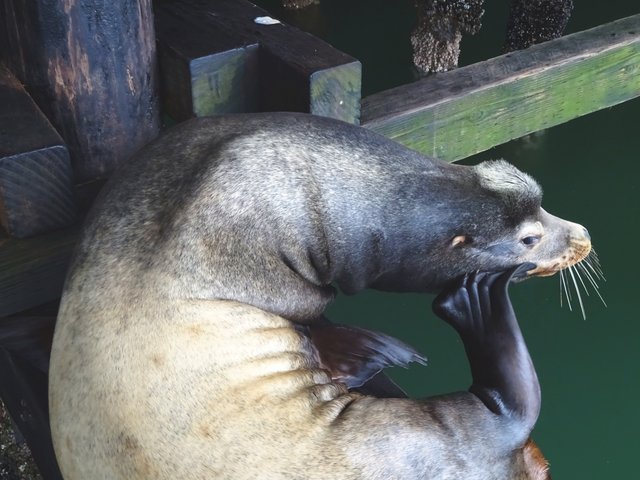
[254,16,281,25]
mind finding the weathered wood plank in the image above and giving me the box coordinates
[0,316,62,479]
[0,228,78,317]
[0,0,160,182]
[154,0,361,123]
[362,14,640,161]
[155,1,261,120]
[0,66,76,239]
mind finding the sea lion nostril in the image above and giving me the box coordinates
[582,227,591,240]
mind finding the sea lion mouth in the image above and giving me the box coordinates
[525,240,592,278]
[521,238,605,319]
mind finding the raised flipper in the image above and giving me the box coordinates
[352,370,410,398]
[432,263,541,437]
[306,320,426,394]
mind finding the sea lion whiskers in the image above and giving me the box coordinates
[559,249,606,319]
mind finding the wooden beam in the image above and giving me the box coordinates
[0,227,78,317]
[362,14,640,161]
[154,0,361,123]
[0,66,77,239]
[154,1,261,120]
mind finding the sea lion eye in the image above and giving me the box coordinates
[521,235,540,246]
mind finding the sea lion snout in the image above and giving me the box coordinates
[566,219,592,257]
[524,211,592,278]
[581,226,591,241]
[566,218,591,245]
[564,219,592,257]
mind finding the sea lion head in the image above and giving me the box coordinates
[472,159,591,276]
[391,159,592,292]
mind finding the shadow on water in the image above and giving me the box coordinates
[255,0,640,477]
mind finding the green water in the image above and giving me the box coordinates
[254,1,640,477]
[328,98,640,478]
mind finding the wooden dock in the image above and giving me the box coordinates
[1,10,639,317]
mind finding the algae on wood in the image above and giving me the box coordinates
[362,14,640,161]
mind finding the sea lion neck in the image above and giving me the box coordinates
[317,162,474,295]
[148,119,471,320]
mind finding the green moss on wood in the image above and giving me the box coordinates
[310,61,362,124]
[362,14,640,161]
[191,47,260,116]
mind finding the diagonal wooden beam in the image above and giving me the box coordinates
[362,14,640,161]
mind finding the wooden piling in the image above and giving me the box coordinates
[0,0,160,182]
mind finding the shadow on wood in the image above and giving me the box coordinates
[0,316,62,480]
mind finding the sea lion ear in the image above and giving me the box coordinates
[473,159,542,212]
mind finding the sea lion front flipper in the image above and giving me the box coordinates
[307,321,427,392]
[432,263,541,436]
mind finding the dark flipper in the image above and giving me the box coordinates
[353,370,409,398]
[432,263,540,441]
[307,320,427,392]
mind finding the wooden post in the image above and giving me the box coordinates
[154,0,361,123]
[0,66,76,239]
[505,0,574,52]
[0,0,160,182]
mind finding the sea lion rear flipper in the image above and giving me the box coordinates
[353,371,409,398]
[308,321,427,394]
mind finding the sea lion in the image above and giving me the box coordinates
[50,112,590,479]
